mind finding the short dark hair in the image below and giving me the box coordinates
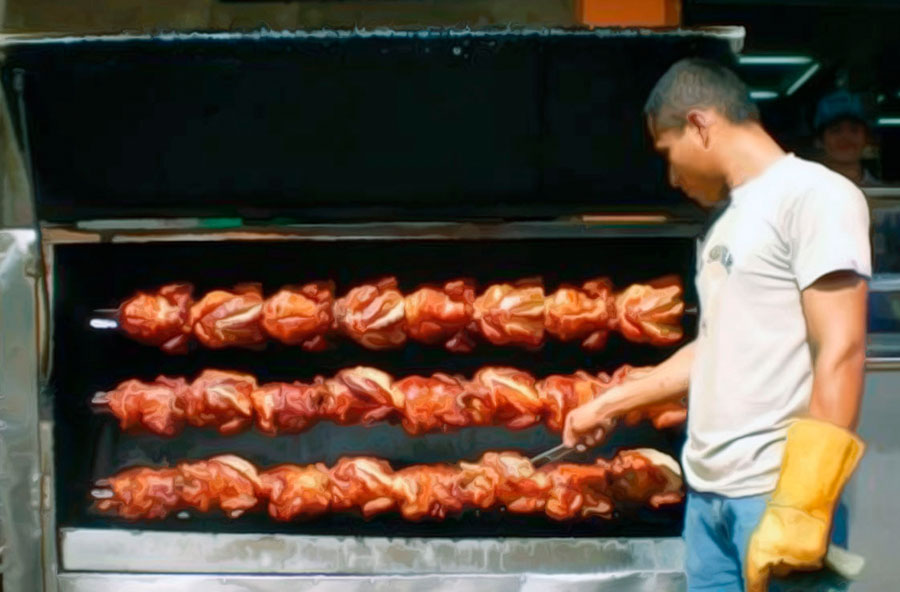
[644,58,759,131]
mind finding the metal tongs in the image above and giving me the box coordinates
[529,443,577,467]
[530,418,619,467]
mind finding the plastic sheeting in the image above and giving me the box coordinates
[0,229,43,591]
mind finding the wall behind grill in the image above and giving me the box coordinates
[50,237,695,536]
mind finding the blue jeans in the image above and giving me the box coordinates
[684,491,850,591]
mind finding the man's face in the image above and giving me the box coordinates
[822,119,867,165]
[650,118,727,208]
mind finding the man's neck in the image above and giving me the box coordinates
[824,159,864,184]
[718,124,787,190]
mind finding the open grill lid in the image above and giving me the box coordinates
[1,28,740,223]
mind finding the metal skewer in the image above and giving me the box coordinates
[89,308,119,330]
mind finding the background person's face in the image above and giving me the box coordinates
[822,119,867,165]
[651,122,726,207]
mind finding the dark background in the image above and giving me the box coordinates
[3,31,733,222]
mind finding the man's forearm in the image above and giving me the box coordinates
[808,342,866,430]
[570,340,695,429]
[601,340,694,415]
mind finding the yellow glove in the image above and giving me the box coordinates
[745,418,864,592]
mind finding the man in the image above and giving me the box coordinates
[563,58,870,592]
[815,89,880,186]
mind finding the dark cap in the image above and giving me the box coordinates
[814,90,868,133]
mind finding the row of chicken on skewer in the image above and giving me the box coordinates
[92,449,683,523]
[116,275,684,354]
[93,364,686,437]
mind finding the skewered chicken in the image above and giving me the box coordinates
[114,276,684,352]
[93,449,683,522]
[95,364,685,436]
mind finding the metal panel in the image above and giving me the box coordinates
[844,369,900,591]
[40,420,58,592]
[0,81,34,227]
[0,229,43,591]
[56,571,687,592]
[41,220,705,245]
[59,528,684,575]
[0,27,744,48]
[867,334,900,362]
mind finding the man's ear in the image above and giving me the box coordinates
[686,109,712,148]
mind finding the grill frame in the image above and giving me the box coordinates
[0,26,752,592]
[33,223,698,582]
[45,223,697,539]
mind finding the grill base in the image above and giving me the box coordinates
[57,571,688,592]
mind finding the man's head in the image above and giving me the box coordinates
[815,90,869,167]
[644,58,760,206]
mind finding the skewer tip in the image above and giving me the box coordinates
[90,485,113,500]
[89,317,120,330]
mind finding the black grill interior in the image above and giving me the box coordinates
[50,237,696,537]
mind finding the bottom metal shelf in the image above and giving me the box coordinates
[57,572,687,592]
[59,528,684,576]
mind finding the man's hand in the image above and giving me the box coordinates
[745,418,865,592]
[561,341,696,449]
[745,506,828,591]
[562,400,616,449]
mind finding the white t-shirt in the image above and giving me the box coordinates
[683,153,871,497]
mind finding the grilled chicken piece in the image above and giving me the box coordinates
[473,280,545,347]
[96,375,189,436]
[613,275,684,346]
[470,367,543,429]
[404,279,476,352]
[260,464,332,520]
[178,455,262,517]
[394,373,470,435]
[333,277,407,350]
[183,369,256,434]
[118,283,193,353]
[544,278,615,349]
[261,281,335,350]
[189,284,266,349]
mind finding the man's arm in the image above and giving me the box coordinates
[802,270,868,429]
[745,270,868,592]
[562,340,695,447]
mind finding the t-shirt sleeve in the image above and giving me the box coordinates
[788,179,872,291]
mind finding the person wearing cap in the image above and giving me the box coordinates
[815,89,880,186]
[563,58,870,591]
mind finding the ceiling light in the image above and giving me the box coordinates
[750,90,779,100]
[738,55,814,65]
[785,63,821,96]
